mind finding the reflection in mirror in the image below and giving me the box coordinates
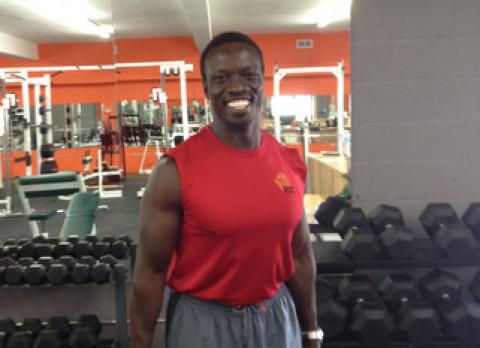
[0,0,115,181]
[109,1,351,204]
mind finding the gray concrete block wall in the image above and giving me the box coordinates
[350,0,480,234]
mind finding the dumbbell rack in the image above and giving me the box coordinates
[0,260,130,348]
[310,224,480,348]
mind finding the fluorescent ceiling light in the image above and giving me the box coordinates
[316,0,352,28]
[16,0,113,39]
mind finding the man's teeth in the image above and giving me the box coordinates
[227,100,250,109]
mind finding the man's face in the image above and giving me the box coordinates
[203,42,264,128]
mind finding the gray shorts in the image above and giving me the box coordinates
[165,285,302,348]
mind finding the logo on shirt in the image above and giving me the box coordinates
[275,172,294,193]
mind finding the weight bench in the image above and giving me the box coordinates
[15,171,86,237]
[60,191,100,239]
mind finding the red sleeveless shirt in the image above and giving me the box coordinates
[166,126,306,305]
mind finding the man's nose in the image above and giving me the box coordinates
[226,74,248,94]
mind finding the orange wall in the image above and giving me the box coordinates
[0,32,349,176]
[0,32,350,105]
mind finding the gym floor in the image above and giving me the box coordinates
[1,175,149,242]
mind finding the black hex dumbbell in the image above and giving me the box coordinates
[22,318,43,339]
[316,276,348,339]
[462,203,480,240]
[66,235,80,246]
[68,314,102,348]
[18,242,35,259]
[32,236,47,244]
[6,330,33,348]
[71,256,96,284]
[47,237,61,246]
[25,263,47,286]
[377,273,441,342]
[420,203,477,258]
[45,316,71,340]
[74,240,92,258]
[338,275,394,343]
[111,240,128,259]
[332,208,381,260]
[368,204,417,260]
[0,256,15,268]
[101,236,129,260]
[90,262,111,284]
[0,266,5,285]
[5,264,26,285]
[314,196,351,229]
[84,235,98,245]
[468,270,480,302]
[420,268,480,341]
[17,257,35,267]
[46,262,70,285]
[0,318,16,340]
[34,329,63,348]
[92,242,110,259]
[4,244,19,259]
[438,299,480,341]
[99,254,118,268]
[33,243,54,259]
[419,269,463,307]
[54,241,74,258]
[0,245,6,259]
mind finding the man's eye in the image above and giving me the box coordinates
[245,72,259,81]
[213,75,227,82]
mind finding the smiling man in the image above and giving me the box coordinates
[130,32,321,348]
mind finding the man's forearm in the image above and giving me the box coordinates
[286,247,318,331]
[130,271,167,348]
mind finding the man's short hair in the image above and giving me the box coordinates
[200,31,264,82]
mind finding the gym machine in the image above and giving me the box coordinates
[272,61,347,156]
[0,78,13,216]
[83,149,123,199]
[0,71,56,176]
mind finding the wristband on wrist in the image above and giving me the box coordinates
[303,328,324,341]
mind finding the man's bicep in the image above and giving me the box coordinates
[138,158,182,273]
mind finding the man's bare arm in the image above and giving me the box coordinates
[286,214,319,346]
[130,158,182,348]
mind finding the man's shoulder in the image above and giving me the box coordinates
[263,131,301,159]
[167,126,209,157]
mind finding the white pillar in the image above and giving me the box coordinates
[272,67,282,142]
[44,74,53,143]
[34,83,42,175]
[179,65,189,140]
[336,61,345,156]
[21,72,32,176]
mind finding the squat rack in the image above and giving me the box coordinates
[272,60,346,157]
[0,71,54,175]
[0,77,12,215]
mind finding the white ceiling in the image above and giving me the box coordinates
[0,0,349,59]
[0,0,349,43]
[0,0,112,43]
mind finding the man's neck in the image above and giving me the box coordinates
[210,121,262,150]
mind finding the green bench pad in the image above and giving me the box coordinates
[18,172,79,185]
[27,211,57,221]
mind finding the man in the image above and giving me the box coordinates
[130,32,322,348]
